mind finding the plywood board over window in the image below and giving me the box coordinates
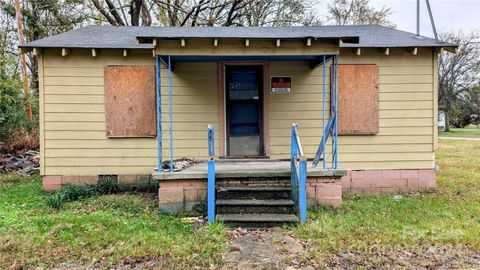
[336,64,379,135]
[104,65,156,137]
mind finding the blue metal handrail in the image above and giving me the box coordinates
[313,54,339,169]
[207,124,216,223]
[291,123,307,223]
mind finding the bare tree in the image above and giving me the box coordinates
[91,0,317,27]
[463,85,480,128]
[438,31,480,131]
[328,0,394,27]
[91,0,152,26]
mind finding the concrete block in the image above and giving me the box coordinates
[159,181,184,188]
[316,184,342,199]
[384,178,408,188]
[78,176,98,185]
[350,178,371,188]
[158,187,184,203]
[159,202,184,213]
[306,186,316,199]
[382,170,401,179]
[197,189,207,200]
[43,184,62,192]
[351,170,365,179]
[184,189,197,202]
[320,197,342,208]
[118,175,137,184]
[401,169,419,179]
[61,176,79,185]
[407,178,419,188]
[43,175,61,186]
[340,171,351,189]
[364,170,382,181]
[419,170,436,189]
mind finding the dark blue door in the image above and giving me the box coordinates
[226,65,263,156]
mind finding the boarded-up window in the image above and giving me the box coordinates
[104,65,156,137]
[336,64,379,135]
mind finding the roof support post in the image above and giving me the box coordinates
[180,39,186,47]
[306,38,311,47]
[384,48,390,56]
[168,55,174,173]
[332,55,339,169]
[245,39,250,47]
[276,39,281,47]
[123,49,128,57]
[61,48,69,57]
[91,49,97,57]
[214,38,218,46]
[155,56,163,171]
[322,54,327,169]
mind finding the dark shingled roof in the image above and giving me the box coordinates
[21,25,455,50]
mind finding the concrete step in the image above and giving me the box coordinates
[216,199,294,214]
[216,186,291,200]
[216,213,298,228]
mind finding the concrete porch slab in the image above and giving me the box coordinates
[152,160,346,180]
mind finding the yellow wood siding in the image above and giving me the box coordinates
[40,47,436,175]
[42,49,218,175]
[268,48,435,169]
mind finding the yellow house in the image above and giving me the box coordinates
[21,25,455,225]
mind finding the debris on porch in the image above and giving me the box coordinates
[159,157,203,172]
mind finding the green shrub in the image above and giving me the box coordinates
[95,175,118,194]
[46,176,158,209]
[47,184,97,209]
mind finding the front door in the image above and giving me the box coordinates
[226,65,263,157]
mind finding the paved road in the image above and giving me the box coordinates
[439,137,480,141]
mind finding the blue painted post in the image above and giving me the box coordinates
[207,125,216,223]
[155,56,162,171]
[298,159,307,223]
[322,55,327,169]
[168,56,173,173]
[208,159,215,223]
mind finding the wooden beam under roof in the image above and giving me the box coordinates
[62,48,69,56]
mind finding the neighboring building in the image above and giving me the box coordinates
[21,25,455,224]
[438,112,446,130]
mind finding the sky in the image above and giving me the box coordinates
[370,0,480,37]
[317,0,480,38]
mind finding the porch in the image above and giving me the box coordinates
[148,33,353,226]
[152,160,345,181]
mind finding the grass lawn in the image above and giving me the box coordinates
[439,127,480,138]
[1,139,479,268]
[294,139,480,267]
[0,176,226,269]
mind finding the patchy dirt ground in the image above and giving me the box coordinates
[221,229,480,270]
[223,228,317,270]
[42,229,480,270]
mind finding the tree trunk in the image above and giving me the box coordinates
[14,0,32,121]
[445,110,450,132]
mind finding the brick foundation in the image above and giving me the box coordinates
[156,176,343,213]
[43,168,435,213]
[42,174,153,191]
[341,169,436,194]
[158,179,208,213]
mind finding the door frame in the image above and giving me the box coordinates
[218,62,270,158]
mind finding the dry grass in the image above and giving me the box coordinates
[294,139,480,268]
[4,127,39,154]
